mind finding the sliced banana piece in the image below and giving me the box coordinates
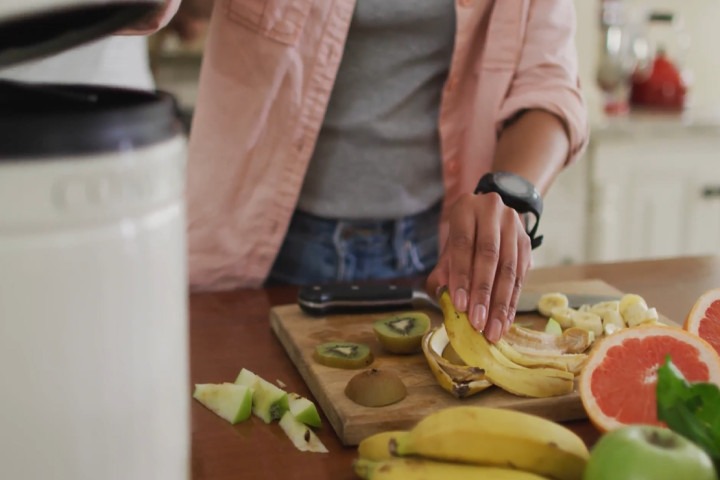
[537,292,569,318]
[570,311,603,337]
[590,300,620,314]
[619,294,648,316]
[550,306,576,329]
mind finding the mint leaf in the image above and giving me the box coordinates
[656,357,720,469]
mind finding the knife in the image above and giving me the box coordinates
[297,283,621,316]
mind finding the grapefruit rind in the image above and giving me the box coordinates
[579,324,720,433]
[683,288,720,332]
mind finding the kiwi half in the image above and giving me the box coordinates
[313,342,374,369]
[344,368,407,407]
[373,312,431,354]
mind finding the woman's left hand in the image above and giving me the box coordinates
[426,191,532,343]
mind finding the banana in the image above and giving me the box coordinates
[590,300,620,314]
[619,293,648,315]
[622,302,656,327]
[421,327,492,398]
[549,306,576,329]
[570,311,603,337]
[439,289,574,398]
[538,292,569,317]
[358,431,407,461]
[391,406,589,480]
[353,458,550,480]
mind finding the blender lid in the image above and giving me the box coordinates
[0,80,183,158]
[0,0,163,68]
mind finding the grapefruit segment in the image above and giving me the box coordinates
[579,325,720,432]
[684,288,720,356]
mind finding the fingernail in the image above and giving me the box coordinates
[485,318,502,343]
[454,288,468,312]
[471,304,487,331]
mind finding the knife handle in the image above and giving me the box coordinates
[297,283,416,315]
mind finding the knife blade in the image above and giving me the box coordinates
[297,283,621,316]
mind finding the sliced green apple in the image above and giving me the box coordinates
[235,368,289,423]
[279,411,328,453]
[288,393,321,428]
[193,383,253,424]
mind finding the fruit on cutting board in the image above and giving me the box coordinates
[193,383,253,424]
[313,341,374,369]
[278,411,328,453]
[344,368,407,407]
[381,406,589,480]
[373,312,430,354]
[288,392,322,428]
[684,287,720,356]
[537,292,662,339]
[234,368,289,423]
[439,288,575,398]
[354,458,550,480]
[357,431,407,461]
[583,425,717,480]
[579,325,720,432]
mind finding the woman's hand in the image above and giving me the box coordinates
[426,192,532,343]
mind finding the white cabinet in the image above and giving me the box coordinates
[587,125,720,263]
[533,119,720,268]
[532,157,589,268]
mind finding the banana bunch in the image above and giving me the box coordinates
[538,292,662,338]
[436,288,578,398]
[353,406,589,480]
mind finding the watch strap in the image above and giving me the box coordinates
[475,172,543,250]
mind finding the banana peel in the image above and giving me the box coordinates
[438,288,574,398]
[504,324,594,355]
[421,327,492,398]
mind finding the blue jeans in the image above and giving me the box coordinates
[267,202,441,286]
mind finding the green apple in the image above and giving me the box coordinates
[583,425,717,480]
[234,368,289,423]
[288,392,322,428]
[545,318,563,335]
[278,411,328,453]
[193,383,253,424]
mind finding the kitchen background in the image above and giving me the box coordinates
[149,0,720,268]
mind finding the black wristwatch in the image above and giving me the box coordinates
[474,171,544,249]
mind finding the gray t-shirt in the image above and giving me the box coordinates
[297,0,455,219]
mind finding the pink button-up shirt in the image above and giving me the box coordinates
[155,0,588,291]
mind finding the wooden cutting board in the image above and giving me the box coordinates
[269,279,662,446]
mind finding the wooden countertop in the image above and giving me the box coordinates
[189,255,720,480]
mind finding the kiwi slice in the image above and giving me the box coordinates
[313,342,374,369]
[344,369,407,407]
[373,312,431,354]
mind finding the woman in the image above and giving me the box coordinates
[143,0,587,343]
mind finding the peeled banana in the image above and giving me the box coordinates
[439,289,574,398]
[391,406,589,480]
[353,458,550,480]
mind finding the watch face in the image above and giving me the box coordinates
[496,172,532,197]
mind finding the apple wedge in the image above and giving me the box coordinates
[288,393,322,428]
[193,383,253,424]
[235,368,289,423]
[279,411,328,453]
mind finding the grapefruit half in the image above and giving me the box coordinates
[579,325,720,432]
[684,288,720,356]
